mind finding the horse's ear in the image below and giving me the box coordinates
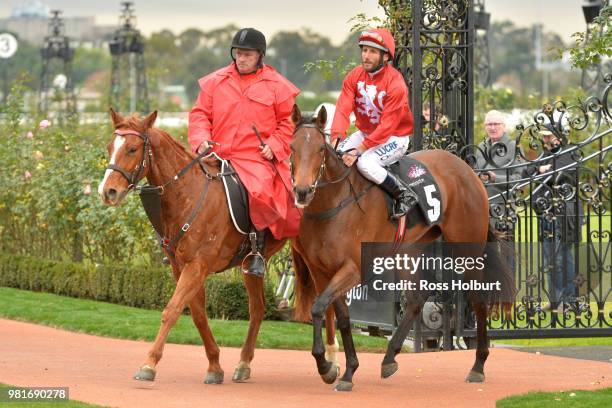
[315,105,327,130]
[143,110,158,129]
[109,107,124,127]
[291,104,302,125]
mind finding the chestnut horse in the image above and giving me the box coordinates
[290,106,515,391]
[98,109,337,384]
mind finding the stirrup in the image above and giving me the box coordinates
[241,231,266,276]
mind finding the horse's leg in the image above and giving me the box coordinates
[133,261,205,381]
[232,273,265,382]
[310,264,360,389]
[465,298,489,382]
[324,307,338,365]
[380,224,440,378]
[332,298,358,391]
[188,286,224,384]
[381,294,426,379]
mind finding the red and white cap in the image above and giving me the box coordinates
[358,28,396,59]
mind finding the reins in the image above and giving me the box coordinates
[291,123,374,220]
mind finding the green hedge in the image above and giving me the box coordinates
[0,253,278,320]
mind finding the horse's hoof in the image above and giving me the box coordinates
[320,362,340,384]
[133,365,156,381]
[232,362,251,382]
[465,370,485,383]
[334,380,353,392]
[381,362,398,379]
[204,371,224,384]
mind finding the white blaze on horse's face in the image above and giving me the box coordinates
[98,135,126,198]
[292,128,321,208]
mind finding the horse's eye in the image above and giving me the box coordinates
[128,147,138,154]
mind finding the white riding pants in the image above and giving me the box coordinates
[338,130,410,184]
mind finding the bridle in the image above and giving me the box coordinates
[291,122,373,221]
[106,128,216,194]
[291,123,351,190]
[106,128,152,191]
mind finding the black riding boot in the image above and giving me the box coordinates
[379,173,418,219]
[246,229,267,277]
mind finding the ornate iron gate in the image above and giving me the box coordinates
[348,0,612,350]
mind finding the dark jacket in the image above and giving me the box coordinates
[475,133,523,202]
[522,144,583,243]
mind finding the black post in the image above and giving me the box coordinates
[466,0,475,147]
[411,0,423,151]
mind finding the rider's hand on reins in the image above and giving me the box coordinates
[340,143,366,167]
[197,141,219,165]
[342,152,358,167]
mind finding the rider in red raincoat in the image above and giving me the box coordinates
[188,28,300,276]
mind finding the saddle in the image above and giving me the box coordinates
[212,155,251,235]
[204,154,254,272]
[385,156,443,228]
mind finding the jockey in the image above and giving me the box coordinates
[330,28,417,219]
[188,28,301,277]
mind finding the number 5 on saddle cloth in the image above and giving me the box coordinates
[385,156,443,229]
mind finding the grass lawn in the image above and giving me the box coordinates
[497,387,612,408]
[493,337,612,347]
[0,384,100,407]
[0,287,388,352]
[515,213,610,243]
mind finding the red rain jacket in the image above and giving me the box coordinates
[331,61,413,149]
[188,63,301,239]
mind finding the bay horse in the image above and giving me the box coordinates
[290,106,515,391]
[98,109,337,384]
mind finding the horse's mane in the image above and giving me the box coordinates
[122,115,195,159]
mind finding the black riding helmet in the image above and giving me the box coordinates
[230,28,266,64]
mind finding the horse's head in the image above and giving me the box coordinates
[98,108,158,205]
[290,105,328,208]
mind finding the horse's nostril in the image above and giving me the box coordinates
[107,188,117,200]
[294,186,312,203]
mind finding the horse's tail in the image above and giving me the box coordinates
[483,225,517,317]
[292,246,316,322]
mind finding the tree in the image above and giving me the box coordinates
[560,5,611,70]
[178,28,205,54]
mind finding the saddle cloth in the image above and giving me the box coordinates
[386,156,443,227]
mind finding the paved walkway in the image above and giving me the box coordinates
[506,346,612,363]
[0,319,610,408]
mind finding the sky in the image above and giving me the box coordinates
[0,0,591,45]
